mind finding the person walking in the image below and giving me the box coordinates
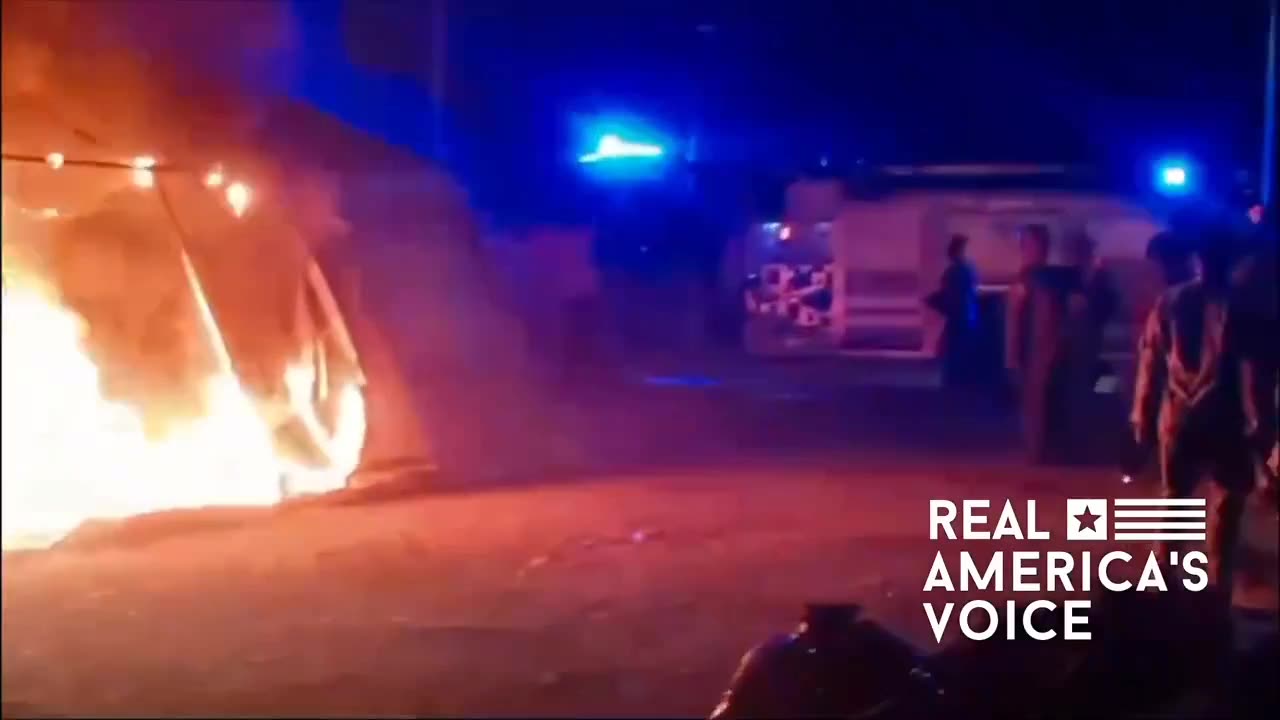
[1131,227,1258,598]
[929,234,979,388]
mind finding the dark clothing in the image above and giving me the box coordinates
[936,259,978,387]
[1232,242,1280,510]
[1061,265,1121,457]
[1007,265,1074,463]
[1132,279,1258,587]
[709,620,940,720]
[1231,245,1279,459]
[1156,427,1253,587]
[1066,265,1119,374]
[939,260,978,325]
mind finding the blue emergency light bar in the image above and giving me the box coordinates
[1154,156,1195,196]
[578,134,664,164]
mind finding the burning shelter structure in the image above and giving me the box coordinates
[0,0,503,547]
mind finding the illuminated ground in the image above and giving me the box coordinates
[3,373,1277,717]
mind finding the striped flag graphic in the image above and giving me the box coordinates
[1112,498,1207,541]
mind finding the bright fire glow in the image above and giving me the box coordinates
[1,221,366,550]
[46,152,65,170]
[226,181,251,217]
[204,166,225,188]
[131,155,157,188]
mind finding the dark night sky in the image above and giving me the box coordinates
[291,0,1271,212]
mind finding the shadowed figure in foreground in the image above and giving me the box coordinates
[711,594,1276,719]
[709,604,943,719]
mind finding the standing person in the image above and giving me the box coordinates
[1066,233,1119,375]
[1006,224,1071,464]
[1142,231,1191,324]
[1131,228,1256,598]
[929,234,979,387]
[1139,230,1195,333]
[1232,211,1279,509]
[1063,232,1120,462]
[1145,230,1195,289]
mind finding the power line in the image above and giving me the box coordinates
[1,152,186,172]
[2,152,251,217]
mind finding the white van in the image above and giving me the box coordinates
[737,169,1167,363]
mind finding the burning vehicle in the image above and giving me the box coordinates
[1,0,557,550]
[0,0,379,549]
[0,155,368,549]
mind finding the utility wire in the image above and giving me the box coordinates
[1,152,188,172]
[1,147,238,375]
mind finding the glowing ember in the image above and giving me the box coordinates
[1,222,365,550]
[225,182,251,217]
[131,155,157,188]
[204,166,225,188]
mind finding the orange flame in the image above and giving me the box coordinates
[0,215,365,550]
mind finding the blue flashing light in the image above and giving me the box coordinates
[578,134,664,164]
[1154,156,1195,196]
[1160,165,1187,187]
